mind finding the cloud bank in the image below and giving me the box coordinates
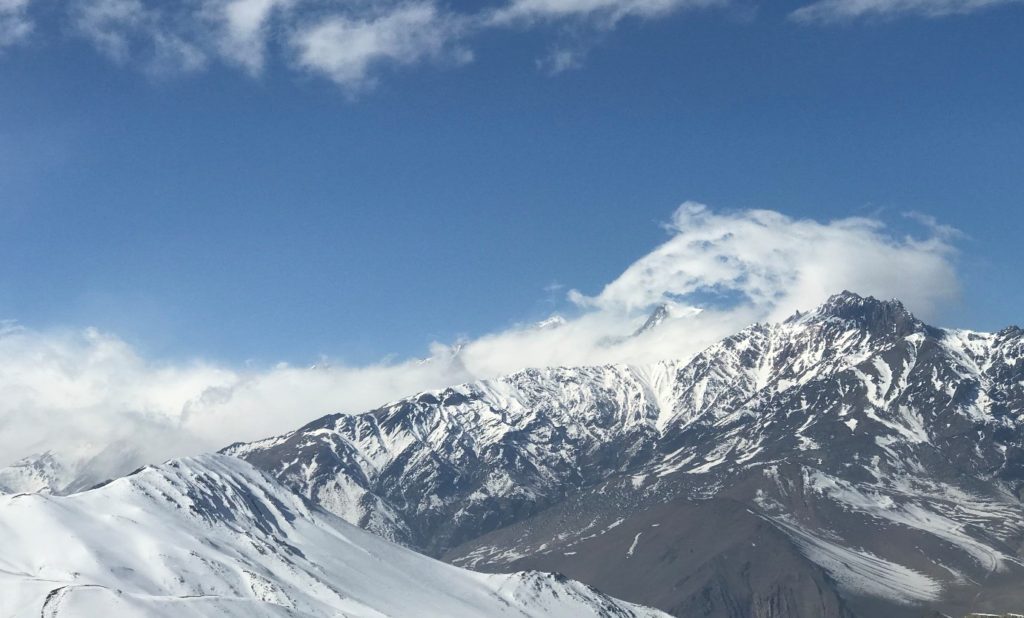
[0,204,962,480]
[2,0,1018,89]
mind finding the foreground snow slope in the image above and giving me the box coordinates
[0,454,667,618]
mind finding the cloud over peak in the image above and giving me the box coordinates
[571,202,958,322]
[0,203,962,480]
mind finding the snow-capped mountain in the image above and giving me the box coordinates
[632,303,673,336]
[226,291,1024,617]
[0,441,165,496]
[630,302,698,336]
[0,451,73,495]
[0,453,667,618]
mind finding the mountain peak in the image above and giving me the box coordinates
[997,324,1023,339]
[818,290,908,316]
[226,296,1024,617]
[633,303,672,336]
[0,450,73,495]
[794,291,923,337]
[632,302,701,337]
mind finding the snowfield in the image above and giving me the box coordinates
[0,454,667,618]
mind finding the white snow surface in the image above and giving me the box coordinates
[0,454,667,618]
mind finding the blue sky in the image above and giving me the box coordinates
[1,0,1022,369]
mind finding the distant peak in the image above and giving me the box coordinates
[534,315,568,330]
[633,304,671,336]
[631,302,703,337]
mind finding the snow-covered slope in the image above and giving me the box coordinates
[0,453,667,618]
[227,292,1024,617]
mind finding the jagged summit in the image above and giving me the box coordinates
[633,303,672,336]
[631,301,701,337]
[997,324,1023,338]
[789,290,924,337]
[802,289,901,317]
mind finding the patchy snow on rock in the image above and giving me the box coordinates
[626,533,642,558]
[772,517,942,604]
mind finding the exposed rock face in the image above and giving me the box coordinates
[226,291,1024,618]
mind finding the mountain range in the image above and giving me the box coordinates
[2,291,1022,617]
[224,291,1024,617]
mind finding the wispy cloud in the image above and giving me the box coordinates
[0,0,734,89]
[791,0,1023,23]
[0,204,962,480]
[0,0,33,47]
[537,46,587,74]
[489,0,725,26]
[62,0,475,92]
[291,3,472,91]
[2,0,1020,88]
[69,0,294,75]
[71,0,208,73]
[204,0,294,74]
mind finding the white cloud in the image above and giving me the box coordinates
[290,3,471,91]
[3,0,1022,86]
[537,46,586,74]
[486,0,730,87]
[63,0,475,89]
[0,0,33,47]
[69,0,291,75]
[0,204,962,482]
[571,202,957,320]
[204,0,294,74]
[3,0,730,88]
[490,0,725,26]
[0,321,473,478]
[72,0,208,72]
[456,202,959,372]
[791,0,1023,23]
